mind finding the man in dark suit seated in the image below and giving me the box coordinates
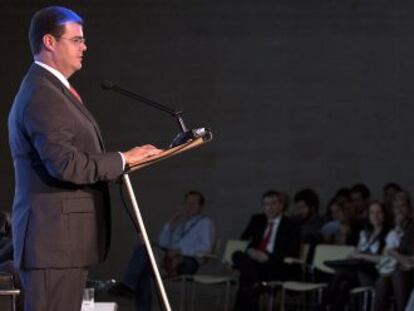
[233,190,301,311]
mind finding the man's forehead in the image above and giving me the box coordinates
[264,196,280,203]
[62,22,84,35]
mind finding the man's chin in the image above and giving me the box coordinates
[72,63,83,73]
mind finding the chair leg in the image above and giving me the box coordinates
[224,281,231,311]
[266,286,274,311]
[190,281,197,311]
[370,290,375,311]
[280,287,285,311]
[363,291,369,311]
[179,276,186,311]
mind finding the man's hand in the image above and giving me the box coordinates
[247,248,270,263]
[168,212,185,229]
[122,144,163,166]
[166,249,181,259]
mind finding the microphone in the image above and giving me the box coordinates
[101,80,213,147]
[170,127,212,148]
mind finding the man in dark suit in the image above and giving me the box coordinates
[8,6,161,311]
[233,190,301,311]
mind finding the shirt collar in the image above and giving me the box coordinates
[268,216,281,225]
[34,60,70,89]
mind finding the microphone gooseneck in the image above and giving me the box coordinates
[101,80,213,147]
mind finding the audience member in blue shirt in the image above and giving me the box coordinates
[159,192,214,277]
[109,190,214,311]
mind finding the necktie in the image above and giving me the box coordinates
[69,85,83,103]
[258,222,274,252]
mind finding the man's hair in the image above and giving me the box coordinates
[185,190,205,206]
[351,183,371,199]
[294,188,320,212]
[335,187,351,199]
[29,6,83,55]
[383,182,402,192]
[262,190,282,201]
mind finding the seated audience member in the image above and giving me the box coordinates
[375,196,414,311]
[350,183,371,222]
[158,191,215,276]
[281,192,290,211]
[394,190,411,208]
[321,189,353,236]
[322,198,344,237]
[293,188,324,244]
[233,190,301,311]
[335,188,352,207]
[324,201,390,311]
[383,182,402,212]
[322,199,360,246]
[109,191,214,311]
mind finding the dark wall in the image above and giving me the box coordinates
[1,0,414,278]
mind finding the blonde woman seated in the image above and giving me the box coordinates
[374,195,414,311]
[324,201,390,311]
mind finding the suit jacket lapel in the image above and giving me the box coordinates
[62,87,106,152]
[30,64,106,152]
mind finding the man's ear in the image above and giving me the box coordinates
[42,34,56,52]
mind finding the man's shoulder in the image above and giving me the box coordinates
[280,216,301,229]
[250,213,266,221]
[246,214,267,227]
[198,215,214,225]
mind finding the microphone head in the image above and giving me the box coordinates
[101,80,115,90]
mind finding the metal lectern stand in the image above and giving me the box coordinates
[122,173,172,311]
[120,137,212,311]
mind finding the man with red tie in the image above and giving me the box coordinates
[233,190,301,311]
[8,6,161,311]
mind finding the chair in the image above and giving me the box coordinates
[279,244,355,310]
[259,244,310,311]
[162,238,223,311]
[349,286,375,311]
[0,272,21,311]
[187,239,249,311]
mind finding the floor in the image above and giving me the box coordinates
[95,279,238,311]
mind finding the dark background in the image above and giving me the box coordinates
[1,0,413,279]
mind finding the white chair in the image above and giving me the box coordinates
[259,244,310,311]
[279,244,355,310]
[188,239,249,311]
[349,286,375,311]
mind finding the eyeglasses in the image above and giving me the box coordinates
[57,36,86,45]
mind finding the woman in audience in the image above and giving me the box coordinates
[324,201,390,310]
[374,195,414,311]
[321,198,360,246]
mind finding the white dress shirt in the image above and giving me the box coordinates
[264,216,281,253]
[33,60,126,170]
[35,60,70,89]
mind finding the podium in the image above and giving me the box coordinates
[121,136,212,311]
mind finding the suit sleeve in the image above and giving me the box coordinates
[268,219,301,264]
[241,216,254,240]
[23,88,124,185]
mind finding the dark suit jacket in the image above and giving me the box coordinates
[8,63,124,269]
[241,214,301,265]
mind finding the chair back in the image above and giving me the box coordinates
[312,244,355,274]
[222,240,249,265]
[300,244,310,262]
